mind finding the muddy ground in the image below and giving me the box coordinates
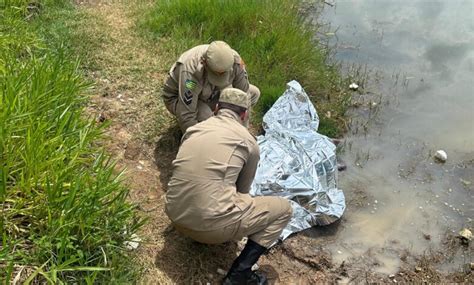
[74,1,473,283]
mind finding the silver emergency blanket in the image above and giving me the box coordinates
[250,80,346,240]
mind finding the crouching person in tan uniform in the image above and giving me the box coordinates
[162,40,260,132]
[165,88,292,285]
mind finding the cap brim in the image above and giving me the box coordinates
[207,69,231,87]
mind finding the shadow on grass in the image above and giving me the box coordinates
[155,225,238,283]
[153,124,182,192]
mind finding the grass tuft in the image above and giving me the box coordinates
[1,1,143,283]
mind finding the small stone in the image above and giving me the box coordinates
[97,113,106,123]
[124,234,141,250]
[434,150,447,162]
[460,178,472,186]
[251,264,259,271]
[349,83,359,91]
[415,266,422,272]
[217,268,227,276]
[458,228,472,243]
[389,274,395,278]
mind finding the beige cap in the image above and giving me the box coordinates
[205,41,234,87]
[219,88,249,109]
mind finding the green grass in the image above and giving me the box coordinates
[138,0,350,137]
[1,1,143,283]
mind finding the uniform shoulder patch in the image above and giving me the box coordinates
[183,89,193,105]
[185,79,197,90]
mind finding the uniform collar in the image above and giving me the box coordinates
[217,109,244,126]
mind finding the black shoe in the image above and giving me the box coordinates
[222,270,267,285]
[222,239,268,285]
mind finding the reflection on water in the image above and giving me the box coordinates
[320,0,473,274]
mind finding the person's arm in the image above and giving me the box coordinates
[175,68,202,132]
[236,139,260,194]
[232,57,250,93]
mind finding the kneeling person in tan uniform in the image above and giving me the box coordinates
[165,88,292,284]
[162,41,260,132]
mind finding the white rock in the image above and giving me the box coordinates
[217,268,227,276]
[124,234,142,250]
[349,83,359,91]
[434,150,447,162]
[459,228,472,241]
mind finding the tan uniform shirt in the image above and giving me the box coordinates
[162,45,250,131]
[165,109,259,231]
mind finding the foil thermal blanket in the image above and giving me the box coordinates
[250,81,346,239]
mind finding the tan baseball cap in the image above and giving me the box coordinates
[219,88,250,109]
[205,41,234,87]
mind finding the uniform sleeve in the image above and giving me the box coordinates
[232,58,250,93]
[236,139,260,194]
[175,68,201,132]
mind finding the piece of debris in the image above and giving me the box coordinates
[389,274,395,279]
[415,266,422,272]
[97,113,106,123]
[458,228,472,244]
[123,233,142,250]
[217,268,227,276]
[460,178,472,186]
[337,162,347,171]
[423,233,431,240]
[251,264,259,271]
[349,83,359,91]
[463,263,473,274]
[237,237,248,251]
[434,150,447,163]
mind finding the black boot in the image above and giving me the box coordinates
[222,239,268,285]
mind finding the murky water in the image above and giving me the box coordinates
[320,0,473,274]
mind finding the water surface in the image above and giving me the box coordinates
[320,0,473,274]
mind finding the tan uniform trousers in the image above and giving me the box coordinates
[174,196,292,248]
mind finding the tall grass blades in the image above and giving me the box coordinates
[1,2,142,283]
[139,0,350,136]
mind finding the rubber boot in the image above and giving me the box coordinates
[222,239,268,285]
